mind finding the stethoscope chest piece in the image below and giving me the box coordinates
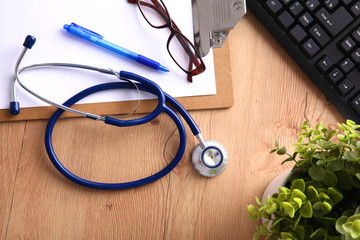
[192,140,228,177]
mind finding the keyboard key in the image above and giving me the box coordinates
[336,79,354,96]
[301,38,320,57]
[317,56,334,73]
[327,68,343,85]
[351,2,360,16]
[305,0,320,11]
[289,25,307,44]
[350,95,360,115]
[339,37,356,53]
[299,12,314,27]
[315,7,354,37]
[339,58,355,73]
[352,27,360,42]
[280,0,291,5]
[289,1,304,16]
[266,0,283,14]
[351,49,360,63]
[342,0,354,5]
[278,11,295,29]
[310,24,330,46]
[324,0,339,10]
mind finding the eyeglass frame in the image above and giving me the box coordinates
[128,0,206,82]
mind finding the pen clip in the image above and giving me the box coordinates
[69,22,103,39]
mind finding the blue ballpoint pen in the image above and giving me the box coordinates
[63,23,169,72]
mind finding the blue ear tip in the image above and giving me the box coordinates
[10,101,20,115]
[23,35,36,49]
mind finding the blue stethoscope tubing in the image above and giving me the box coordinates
[45,71,199,189]
[13,35,228,190]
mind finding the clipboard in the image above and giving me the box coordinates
[0,42,233,122]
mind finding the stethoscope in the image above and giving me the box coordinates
[10,35,228,189]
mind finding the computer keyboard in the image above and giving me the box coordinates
[248,0,360,122]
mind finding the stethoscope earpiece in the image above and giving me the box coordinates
[192,140,228,177]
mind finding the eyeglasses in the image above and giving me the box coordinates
[128,0,206,82]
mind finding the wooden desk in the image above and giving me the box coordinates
[0,12,345,239]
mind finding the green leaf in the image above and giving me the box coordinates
[351,219,360,238]
[320,140,336,149]
[275,139,279,148]
[327,129,339,140]
[255,197,262,206]
[294,226,305,240]
[265,202,277,214]
[299,200,313,218]
[253,232,261,240]
[269,148,277,154]
[356,173,360,180]
[293,197,303,208]
[277,147,286,155]
[282,202,295,218]
[291,189,307,202]
[279,187,291,195]
[313,202,332,217]
[337,170,353,191]
[355,206,360,215]
[336,216,348,234]
[249,211,261,221]
[320,126,328,133]
[309,166,326,181]
[316,122,322,131]
[347,119,356,126]
[337,134,346,143]
[343,222,353,233]
[246,204,255,213]
[306,186,320,203]
[316,160,325,166]
[319,192,330,202]
[259,225,269,236]
[291,179,306,192]
[352,175,360,188]
[348,214,360,222]
[281,232,296,240]
[327,159,344,172]
[327,187,343,205]
[277,192,287,202]
[344,150,359,161]
[300,120,309,130]
[338,123,346,133]
[323,171,338,187]
[310,228,326,240]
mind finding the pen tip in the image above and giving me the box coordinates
[63,24,70,31]
[159,65,169,72]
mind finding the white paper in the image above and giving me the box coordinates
[0,0,216,109]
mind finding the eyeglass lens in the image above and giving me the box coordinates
[138,0,168,28]
[168,33,201,72]
[137,0,204,79]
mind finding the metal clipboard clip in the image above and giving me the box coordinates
[192,0,247,57]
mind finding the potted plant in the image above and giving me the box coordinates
[247,120,360,240]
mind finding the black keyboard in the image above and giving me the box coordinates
[248,0,360,122]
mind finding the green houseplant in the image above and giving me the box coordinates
[247,120,360,240]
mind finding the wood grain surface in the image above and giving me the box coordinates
[0,12,345,240]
